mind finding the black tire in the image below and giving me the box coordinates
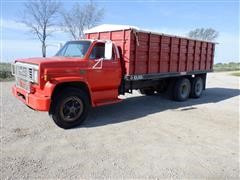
[50,88,90,129]
[173,78,191,101]
[139,88,155,95]
[190,77,203,98]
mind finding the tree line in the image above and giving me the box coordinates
[20,0,103,57]
[20,0,218,57]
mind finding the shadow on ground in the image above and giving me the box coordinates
[80,88,240,128]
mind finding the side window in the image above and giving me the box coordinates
[90,43,105,60]
[89,42,116,60]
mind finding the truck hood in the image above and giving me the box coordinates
[15,56,84,65]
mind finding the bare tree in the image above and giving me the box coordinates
[61,1,104,40]
[20,0,61,57]
[188,28,219,41]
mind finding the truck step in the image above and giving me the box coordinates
[95,98,122,106]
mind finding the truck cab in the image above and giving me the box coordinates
[12,40,122,128]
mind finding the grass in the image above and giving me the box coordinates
[213,62,240,72]
[230,71,240,77]
[0,63,14,81]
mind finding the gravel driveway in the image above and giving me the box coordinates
[0,72,239,179]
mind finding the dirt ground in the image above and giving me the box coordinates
[0,72,239,179]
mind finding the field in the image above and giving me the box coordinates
[231,71,240,76]
[214,62,240,72]
[0,63,14,81]
[1,72,239,179]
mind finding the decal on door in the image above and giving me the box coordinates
[92,58,103,69]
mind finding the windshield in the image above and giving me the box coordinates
[56,41,91,57]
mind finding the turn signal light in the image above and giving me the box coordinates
[43,74,50,81]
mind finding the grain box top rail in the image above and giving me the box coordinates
[84,24,217,44]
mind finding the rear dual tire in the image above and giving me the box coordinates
[190,77,204,98]
[172,77,203,101]
[173,78,191,101]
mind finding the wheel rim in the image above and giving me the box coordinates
[195,80,203,95]
[60,96,84,122]
[180,83,189,98]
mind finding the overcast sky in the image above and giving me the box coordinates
[1,0,239,63]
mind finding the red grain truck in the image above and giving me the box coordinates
[12,25,215,129]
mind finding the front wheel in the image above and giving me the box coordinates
[50,88,90,129]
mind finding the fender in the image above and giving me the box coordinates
[49,76,95,106]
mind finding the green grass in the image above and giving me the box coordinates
[213,62,240,72]
[0,62,11,71]
[0,63,14,81]
[230,71,240,77]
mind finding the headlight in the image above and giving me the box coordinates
[11,63,16,75]
[32,69,39,83]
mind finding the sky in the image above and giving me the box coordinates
[1,0,239,63]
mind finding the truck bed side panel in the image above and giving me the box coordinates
[85,30,215,76]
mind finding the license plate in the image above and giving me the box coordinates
[16,77,30,92]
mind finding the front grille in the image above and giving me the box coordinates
[12,62,39,92]
[29,68,33,79]
[16,66,28,79]
[12,62,39,83]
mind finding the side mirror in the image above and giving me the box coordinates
[104,41,112,60]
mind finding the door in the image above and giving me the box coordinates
[87,42,122,103]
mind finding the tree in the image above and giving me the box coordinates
[20,0,61,57]
[61,1,104,40]
[188,28,219,41]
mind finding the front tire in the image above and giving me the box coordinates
[50,88,89,129]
